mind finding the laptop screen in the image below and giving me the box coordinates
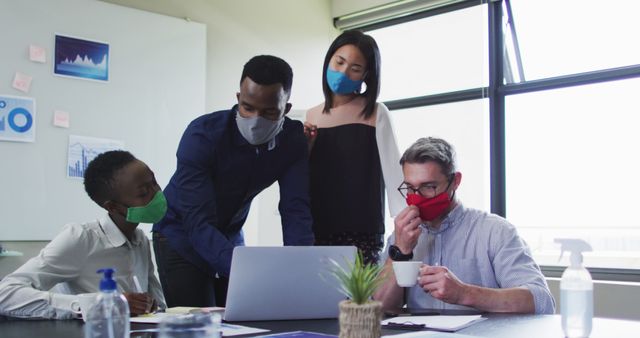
[223,246,357,321]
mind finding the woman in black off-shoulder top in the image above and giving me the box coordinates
[304,30,404,265]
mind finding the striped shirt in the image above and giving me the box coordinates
[381,204,555,314]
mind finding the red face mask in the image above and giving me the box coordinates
[406,191,451,221]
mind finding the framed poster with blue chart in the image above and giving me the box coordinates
[54,34,109,82]
[0,95,36,143]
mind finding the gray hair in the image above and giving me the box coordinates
[399,137,457,175]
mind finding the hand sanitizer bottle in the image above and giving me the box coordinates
[555,238,593,338]
[84,268,130,338]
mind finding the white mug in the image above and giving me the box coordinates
[392,261,422,287]
[70,293,98,321]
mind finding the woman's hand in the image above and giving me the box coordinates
[303,122,318,151]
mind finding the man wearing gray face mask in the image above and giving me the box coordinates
[152,55,314,308]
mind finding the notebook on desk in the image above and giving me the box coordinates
[382,315,486,332]
[223,246,357,321]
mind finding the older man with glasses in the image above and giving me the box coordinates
[374,137,555,314]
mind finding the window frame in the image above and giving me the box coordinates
[357,0,640,281]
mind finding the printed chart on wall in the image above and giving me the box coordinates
[67,135,124,179]
[0,95,36,143]
[54,34,109,82]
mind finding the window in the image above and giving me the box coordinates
[383,100,490,239]
[369,5,487,101]
[359,0,640,276]
[506,0,640,81]
[502,0,640,273]
[390,100,490,211]
[506,78,640,269]
[367,3,490,239]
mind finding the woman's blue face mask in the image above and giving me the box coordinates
[326,68,363,95]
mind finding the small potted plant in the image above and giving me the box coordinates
[328,253,386,338]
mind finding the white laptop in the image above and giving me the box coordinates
[223,246,357,322]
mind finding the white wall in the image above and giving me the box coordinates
[103,0,337,112]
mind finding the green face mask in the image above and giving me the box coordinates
[125,191,168,224]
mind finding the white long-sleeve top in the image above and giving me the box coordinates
[374,102,405,217]
[0,214,166,319]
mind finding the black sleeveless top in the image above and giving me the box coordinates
[309,124,385,238]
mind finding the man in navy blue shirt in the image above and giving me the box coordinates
[153,55,314,307]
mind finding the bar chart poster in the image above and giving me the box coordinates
[67,135,124,179]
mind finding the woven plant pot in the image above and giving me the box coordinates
[338,300,382,338]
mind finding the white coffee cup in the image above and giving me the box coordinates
[70,293,98,321]
[392,261,423,287]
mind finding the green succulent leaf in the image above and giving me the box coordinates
[324,251,387,305]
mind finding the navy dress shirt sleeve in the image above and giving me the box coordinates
[173,122,235,276]
[277,127,314,245]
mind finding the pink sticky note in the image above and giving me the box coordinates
[29,45,46,63]
[12,72,33,93]
[53,110,70,128]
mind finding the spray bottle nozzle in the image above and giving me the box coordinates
[555,238,592,268]
[97,268,117,292]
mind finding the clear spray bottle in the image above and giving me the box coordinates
[555,238,593,338]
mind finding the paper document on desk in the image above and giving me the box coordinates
[130,312,176,324]
[165,306,225,314]
[255,331,337,337]
[383,331,479,338]
[130,316,268,337]
[130,307,225,323]
[382,315,486,332]
[218,323,270,336]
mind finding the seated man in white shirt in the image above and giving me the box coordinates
[374,137,555,314]
[0,150,167,319]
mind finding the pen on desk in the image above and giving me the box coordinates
[382,322,426,330]
[133,275,143,293]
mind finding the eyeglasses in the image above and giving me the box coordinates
[397,174,455,199]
